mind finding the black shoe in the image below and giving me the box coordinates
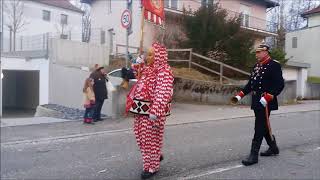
[242,153,258,166]
[260,135,279,156]
[242,140,261,166]
[141,171,157,179]
[160,155,164,161]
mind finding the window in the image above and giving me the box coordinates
[165,0,178,10]
[61,14,68,25]
[165,0,169,8]
[201,0,212,7]
[42,10,50,21]
[292,37,297,48]
[240,4,250,27]
[240,13,249,27]
[171,0,178,9]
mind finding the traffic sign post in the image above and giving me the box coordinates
[121,1,132,68]
[121,9,131,29]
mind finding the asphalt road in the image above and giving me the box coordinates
[1,111,319,179]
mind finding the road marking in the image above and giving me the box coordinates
[179,164,243,180]
[98,169,108,173]
[315,147,320,151]
[1,128,132,146]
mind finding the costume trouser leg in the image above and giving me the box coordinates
[149,117,165,172]
[134,116,143,149]
[135,115,165,172]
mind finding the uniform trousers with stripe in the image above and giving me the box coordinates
[134,115,165,173]
[253,108,272,144]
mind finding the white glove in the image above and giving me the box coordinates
[136,55,144,64]
[260,97,267,107]
[149,114,157,121]
[235,95,241,101]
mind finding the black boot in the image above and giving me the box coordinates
[160,155,164,161]
[260,135,279,156]
[141,171,157,179]
[242,140,261,166]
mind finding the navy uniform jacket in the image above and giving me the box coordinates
[242,59,284,111]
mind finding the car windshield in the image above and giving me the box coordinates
[108,69,122,77]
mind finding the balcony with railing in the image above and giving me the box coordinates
[163,1,278,36]
[225,9,278,36]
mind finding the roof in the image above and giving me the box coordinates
[301,5,320,17]
[80,0,93,4]
[286,61,311,68]
[30,0,83,13]
[261,0,279,8]
[82,0,279,9]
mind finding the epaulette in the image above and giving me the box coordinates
[273,59,280,63]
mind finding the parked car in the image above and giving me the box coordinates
[107,68,137,86]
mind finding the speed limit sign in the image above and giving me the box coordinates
[121,9,131,29]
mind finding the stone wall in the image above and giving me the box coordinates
[173,77,297,105]
[305,83,320,99]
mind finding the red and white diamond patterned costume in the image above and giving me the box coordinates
[129,42,174,173]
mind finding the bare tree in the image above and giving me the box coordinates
[268,0,320,49]
[71,0,91,42]
[285,0,319,31]
[81,4,91,42]
[4,0,28,51]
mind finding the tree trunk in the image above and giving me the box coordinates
[13,31,16,51]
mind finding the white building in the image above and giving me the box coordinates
[2,0,83,51]
[85,0,278,55]
[0,0,83,117]
[285,5,320,77]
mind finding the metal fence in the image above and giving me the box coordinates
[1,29,109,53]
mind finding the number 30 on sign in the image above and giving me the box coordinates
[121,9,131,29]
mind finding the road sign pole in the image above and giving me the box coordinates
[126,0,132,68]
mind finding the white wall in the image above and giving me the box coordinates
[3,0,82,42]
[49,38,110,66]
[2,57,49,105]
[282,67,309,99]
[283,67,298,81]
[49,63,114,117]
[285,27,320,77]
[308,14,320,27]
[298,68,308,99]
[90,0,160,53]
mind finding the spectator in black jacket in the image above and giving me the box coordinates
[90,65,108,121]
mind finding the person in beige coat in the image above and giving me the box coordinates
[83,78,96,124]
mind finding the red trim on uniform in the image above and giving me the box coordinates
[264,93,274,102]
[237,91,245,98]
[260,55,271,65]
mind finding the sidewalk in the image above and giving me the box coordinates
[167,100,320,125]
[0,117,73,127]
[1,100,319,128]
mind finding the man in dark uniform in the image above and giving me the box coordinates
[231,44,285,166]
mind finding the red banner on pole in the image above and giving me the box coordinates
[141,0,165,26]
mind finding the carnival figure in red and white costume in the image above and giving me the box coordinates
[126,42,174,179]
